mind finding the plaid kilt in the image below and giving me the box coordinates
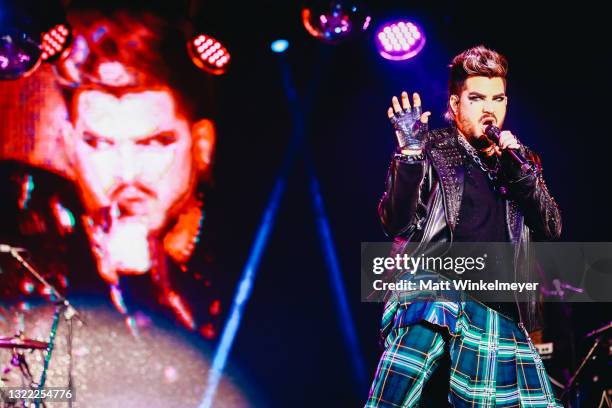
[365,297,562,407]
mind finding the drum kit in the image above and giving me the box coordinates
[1,244,79,407]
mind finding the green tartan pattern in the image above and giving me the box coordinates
[365,300,561,407]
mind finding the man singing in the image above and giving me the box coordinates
[0,8,254,406]
[366,46,562,407]
[0,8,220,335]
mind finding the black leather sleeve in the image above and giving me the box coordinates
[378,155,430,237]
[501,148,562,240]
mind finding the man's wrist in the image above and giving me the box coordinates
[394,150,424,162]
[399,147,423,156]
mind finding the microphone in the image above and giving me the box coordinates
[484,124,532,173]
[0,244,26,253]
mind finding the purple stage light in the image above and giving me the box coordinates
[375,21,425,61]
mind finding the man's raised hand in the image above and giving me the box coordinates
[388,91,431,155]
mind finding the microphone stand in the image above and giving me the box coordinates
[561,322,611,407]
[4,247,83,408]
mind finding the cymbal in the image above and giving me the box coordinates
[0,336,48,349]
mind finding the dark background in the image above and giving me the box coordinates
[4,0,611,406]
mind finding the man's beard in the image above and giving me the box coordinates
[457,114,498,146]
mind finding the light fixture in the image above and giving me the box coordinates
[41,23,72,62]
[375,20,426,61]
[271,39,290,53]
[187,34,230,75]
[0,30,42,80]
[301,1,371,45]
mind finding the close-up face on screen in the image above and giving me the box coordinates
[0,1,609,407]
[70,88,195,232]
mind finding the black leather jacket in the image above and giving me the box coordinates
[378,127,562,332]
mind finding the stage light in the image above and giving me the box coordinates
[375,20,426,61]
[187,34,230,75]
[301,1,371,44]
[41,23,72,62]
[308,172,368,390]
[0,0,70,80]
[271,39,289,53]
[0,30,42,80]
[200,176,287,408]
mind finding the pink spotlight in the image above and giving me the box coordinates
[41,23,72,62]
[375,20,426,61]
[187,34,230,75]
